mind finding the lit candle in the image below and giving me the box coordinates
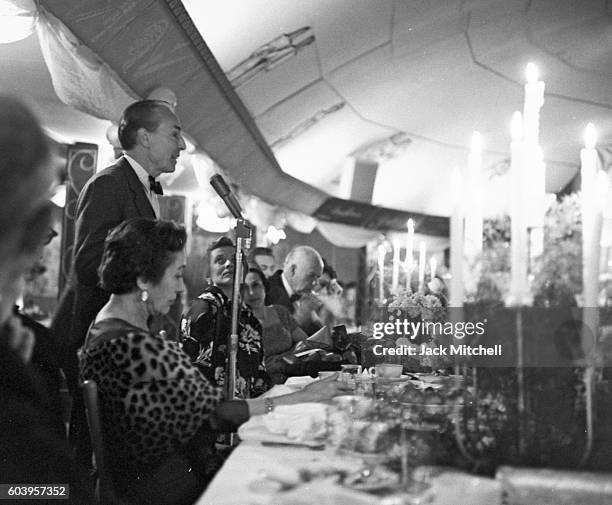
[523,62,547,229]
[523,63,545,145]
[509,111,529,306]
[464,131,483,259]
[405,218,415,289]
[430,257,437,280]
[581,122,602,357]
[378,243,386,303]
[449,166,464,307]
[392,237,400,293]
[418,241,427,293]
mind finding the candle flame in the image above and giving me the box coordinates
[525,62,539,83]
[511,111,523,141]
[470,131,482,155]
[584,122,597,149]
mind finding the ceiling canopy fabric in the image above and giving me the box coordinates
[35,0,448,244]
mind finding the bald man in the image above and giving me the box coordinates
[265,245,323,312]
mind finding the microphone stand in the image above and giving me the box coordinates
[210,175,252,402]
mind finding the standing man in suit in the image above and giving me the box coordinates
[265,246,323,311]
[52,99,186,462]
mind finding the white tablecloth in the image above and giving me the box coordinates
[196,442,365,505]
[196,441,502,505]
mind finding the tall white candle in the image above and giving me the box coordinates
[405,218,415,289]
[523,62,547,229]
[523,62,545,145]
[509,111,529,306]
[378,243,386,303]
[464,131,483,259]
[449,166,464,307]
[581,123,602,356]
[392,237,400,293]
[418,241,427,293]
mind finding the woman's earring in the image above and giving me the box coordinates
[140,289,149,302]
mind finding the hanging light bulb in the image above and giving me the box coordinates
[266,225,286,245]
[0,0,36,44]
[196,200,231,233]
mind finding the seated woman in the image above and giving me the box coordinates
[242,267,309,384]
[0,95,94,504]
[79,218,345,505]
[181,237,268,399]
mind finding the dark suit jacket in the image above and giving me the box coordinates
[52,157,156,388]
[0,331,94,503]
[265,270,292,311]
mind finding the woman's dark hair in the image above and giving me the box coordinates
[99,218,186,294]
[117,100,173,150]
[246,267,269,292]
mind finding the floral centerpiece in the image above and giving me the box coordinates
[361,286,452,371]
[388,289,446,325]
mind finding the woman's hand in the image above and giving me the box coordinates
[300,373,350,401]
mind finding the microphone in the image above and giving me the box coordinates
[210,174,243,219]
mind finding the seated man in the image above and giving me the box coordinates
[295,260,344,336]
[265,245,323,313]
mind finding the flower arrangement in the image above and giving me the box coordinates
[388,289,446,323]
[532,194,582,307]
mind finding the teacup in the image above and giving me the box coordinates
[368,363,403,379]
[340,364,362,375]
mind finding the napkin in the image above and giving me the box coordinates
[284,376,318,389]
[262,403,328,441]
[496,466,612,505]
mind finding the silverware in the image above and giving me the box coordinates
[260,441,325,450]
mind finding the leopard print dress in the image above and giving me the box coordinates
[79,318,222,484]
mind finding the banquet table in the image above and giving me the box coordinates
[196,440,504,505]
[196,441,363,505]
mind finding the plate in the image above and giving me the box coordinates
[342,466,400,492]
[374,374,412,383]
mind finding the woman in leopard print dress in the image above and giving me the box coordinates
[79,218,345,505]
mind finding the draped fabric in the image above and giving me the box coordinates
[36,7,136,122]
[33,0,450,244]
[35,0,328,215]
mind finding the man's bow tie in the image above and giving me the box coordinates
[148,176,164,195]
